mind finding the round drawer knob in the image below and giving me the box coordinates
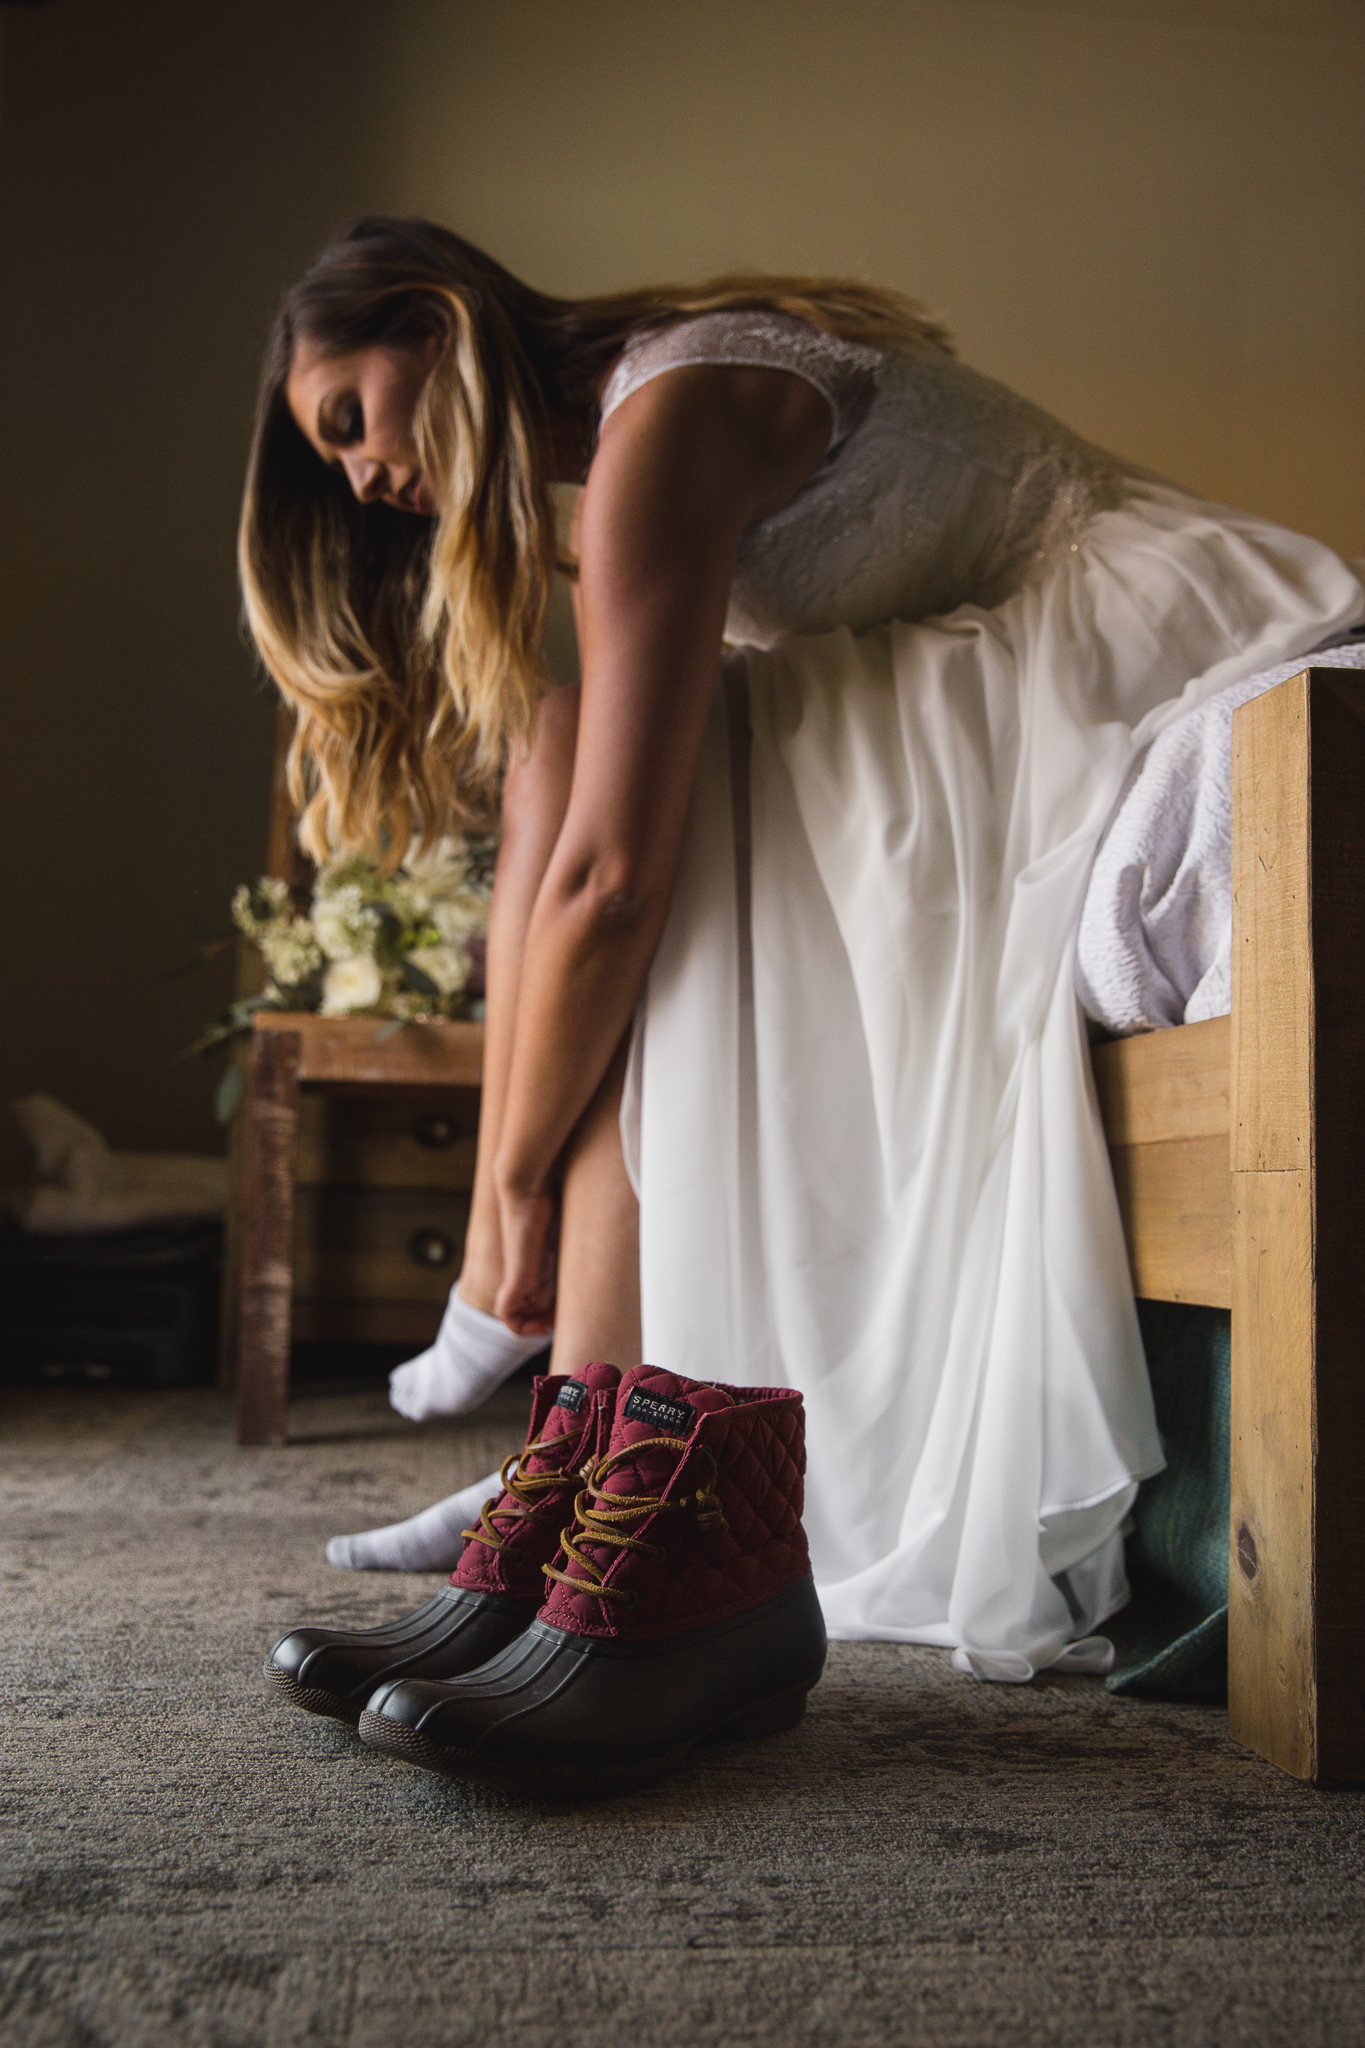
[414,1113,456,1149]
[408,1229,454,1269]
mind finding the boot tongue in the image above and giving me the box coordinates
[522,1361,620,1476]
[600,1367,733,1498]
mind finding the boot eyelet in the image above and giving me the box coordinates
[504,1547,525,1567]
[619,1590,640,1609]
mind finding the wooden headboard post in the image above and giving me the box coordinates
[1229,668,1365,1785]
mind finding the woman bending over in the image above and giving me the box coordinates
[243,217,1359,1676]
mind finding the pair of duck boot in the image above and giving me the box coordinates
[266,1362,826,1797]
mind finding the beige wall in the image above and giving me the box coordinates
[377,0,1364,553]
[0,2,384,1179]
[2,0,1361,1175]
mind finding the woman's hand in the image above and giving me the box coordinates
[492,363,832,1206]
[493,1182,560,1336]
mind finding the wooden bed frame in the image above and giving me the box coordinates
[1092,667,1365,1786]
[231,666,1364,1787]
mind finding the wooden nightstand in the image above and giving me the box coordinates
[225,1012,485,1444]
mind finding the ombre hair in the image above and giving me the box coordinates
[239,217,952,862]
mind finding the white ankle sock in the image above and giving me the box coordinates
[325,1467,504,1573]
[387,1289,549,1421]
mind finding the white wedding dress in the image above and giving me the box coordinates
[602,312,1363,1680]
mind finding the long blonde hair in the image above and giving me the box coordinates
[239,218,952,862]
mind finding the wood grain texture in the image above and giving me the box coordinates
[1092,1016,1232,1307]
[255,1012,485,1088]
[1229,669,1365,1784]
[235,1027,301,1446]
[1107,1134,1231,1307]
[1229,1168,1316,1779]
[295,1089,479,1190]
[217,1037,253,1389]
[1092,1015,1230,1147]
[235,773,487,1425]
[292,1185,473,1303]
[1231,676,1312,1174]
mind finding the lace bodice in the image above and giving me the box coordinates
[598,310,1129,646]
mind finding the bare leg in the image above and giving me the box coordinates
[549,1034,641,1375]
[385,684,643,1429]
[337,1104,640,1560]
[466,681,640,1365]
[340,697,642,1559]
[386,691,579,1423]
[336,1065,641,1564]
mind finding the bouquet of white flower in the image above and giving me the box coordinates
[193,838,495,1112]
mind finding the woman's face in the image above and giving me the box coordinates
[286,335,440,514]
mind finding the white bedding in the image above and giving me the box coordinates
[1076,627,1365,1037]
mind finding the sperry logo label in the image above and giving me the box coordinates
[554,1379,588,1414]
[623,1387,694,1434]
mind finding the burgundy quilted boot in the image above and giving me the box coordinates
[264,1362,619,1724]
[358,1366,827,1795]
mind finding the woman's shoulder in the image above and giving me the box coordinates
[598,310,883,453]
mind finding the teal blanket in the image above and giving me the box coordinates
[1105,1300,1230,1702]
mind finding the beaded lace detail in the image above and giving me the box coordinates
[597,311,1130,645]
[600,309,882,453]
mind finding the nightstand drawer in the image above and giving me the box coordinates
[292,1185,471,1303]
[295,1088,479,1190]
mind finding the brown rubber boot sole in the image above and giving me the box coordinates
[357,1681,811,1799]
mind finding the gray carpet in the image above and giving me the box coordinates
[4,1383,1365,2048]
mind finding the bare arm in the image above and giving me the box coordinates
[455,684,579,1323]
[493,362,830,1329]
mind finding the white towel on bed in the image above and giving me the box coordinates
[1076,629,1365,1037]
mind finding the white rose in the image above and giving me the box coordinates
[321,955,383,1014]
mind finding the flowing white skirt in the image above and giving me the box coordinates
[623,480,1362,1680]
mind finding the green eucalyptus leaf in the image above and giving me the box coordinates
[183,1014,242,1059]
[400,958,440,998]
[215,1063,247,1124]
[269,976,323,1012]
[156,933,238,984]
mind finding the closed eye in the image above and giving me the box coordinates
[317,392,363,448]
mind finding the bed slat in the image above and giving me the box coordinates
[1091,1013,1229,1146]
[1106,1134,1231,1307]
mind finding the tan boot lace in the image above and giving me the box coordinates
[541,1435,727,1609]
[461,1428,590,1567]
